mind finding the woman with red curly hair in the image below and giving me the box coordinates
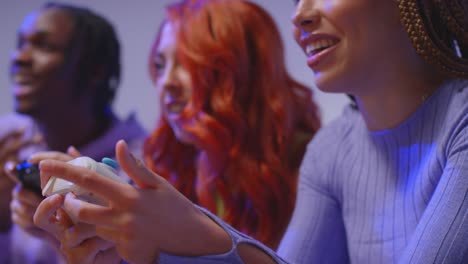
[143,0,320,249]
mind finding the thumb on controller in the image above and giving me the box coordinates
[115,140,162,189]
[4,160,20,184]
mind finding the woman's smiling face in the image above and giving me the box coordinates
[152,22,194,143]
[291,0,416,96]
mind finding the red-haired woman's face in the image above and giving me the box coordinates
[291,0,415,96]
[152,22,194,143]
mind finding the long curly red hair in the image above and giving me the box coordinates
[144,0,321,249]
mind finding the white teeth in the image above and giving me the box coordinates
[13,75,33,84]
[166,102,186,114]
[169,105,183,113]
[306,39,336,55]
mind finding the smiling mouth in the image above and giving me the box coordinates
[11,74,37,98]
[12,75,35,86]
[305,39,339,57]
[166,101,187,114]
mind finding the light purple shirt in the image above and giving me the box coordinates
[157,79,468,263]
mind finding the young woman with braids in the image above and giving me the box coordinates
[33,0,468,263]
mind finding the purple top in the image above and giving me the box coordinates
[157,79,468,263]
[278,79,468,263]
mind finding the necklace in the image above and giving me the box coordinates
[421,92,429,103]
[420,84,439,104]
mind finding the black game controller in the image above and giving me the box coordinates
[15,161,42,195]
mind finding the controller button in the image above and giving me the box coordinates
[101,157,119,169]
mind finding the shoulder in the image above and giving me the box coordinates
[115,113,148,158]
[422,79,468,160]
[442,79,468,118]
[114,112,148,140]
[443,79,468,151]
[437,79,468,140]
[79,112,148,160]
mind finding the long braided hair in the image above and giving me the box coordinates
[43,2,121,119]
[397,0,468,78]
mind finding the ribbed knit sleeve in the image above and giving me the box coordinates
[399,83,468,263]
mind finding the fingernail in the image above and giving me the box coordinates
[27,153,37,162]
[38,160,50,170]
[65,192,77,200]
[118,139,128,149]
[4,160,15,172]
[16,126,26,133]
[119,140,134,160]
[67,145,77,153]
[33,134,44,143]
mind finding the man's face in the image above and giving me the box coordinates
[10,8,77,118]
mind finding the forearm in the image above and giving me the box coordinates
[157,206,287,264]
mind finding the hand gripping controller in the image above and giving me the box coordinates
[42,157,127,222]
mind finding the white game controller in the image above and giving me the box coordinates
[42,156,127,222]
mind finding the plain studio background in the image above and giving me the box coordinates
[0,0,348,132]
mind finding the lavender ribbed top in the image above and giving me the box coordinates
[158,79,468,264]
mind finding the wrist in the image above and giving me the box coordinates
[195,207,232,254]
[161,205,232,257]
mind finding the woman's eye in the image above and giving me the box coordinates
[154,61,164,70]
[152,57,165,76]
[33,36,59,52]
[37,41,55,52]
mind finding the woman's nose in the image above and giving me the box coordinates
[291,0,321,31]
[160,68,183,97]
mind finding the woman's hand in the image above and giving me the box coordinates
[35,140,231,264]
[29,147,121,264]
[34,193,121,264]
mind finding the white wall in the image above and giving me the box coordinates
[0,0,348,132]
